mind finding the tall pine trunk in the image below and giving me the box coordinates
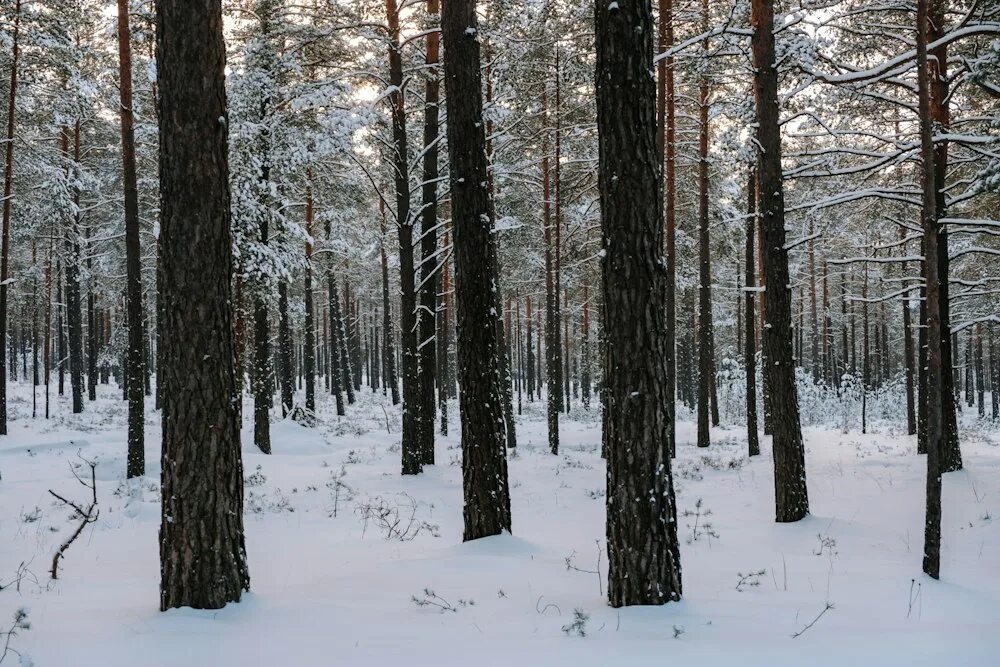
[385,0,421,475]
[417,0,441,464]
[118,0,146,476]
[751,0,808,522]
[597,0,681,607]
[745,170,760,456]
[916,0,943,579]
[157,0,250,609]
[441,0,512,540]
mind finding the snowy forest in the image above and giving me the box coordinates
[0,0,997,663]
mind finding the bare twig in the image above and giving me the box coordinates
[49,455,99,580]
[792,602,835,638]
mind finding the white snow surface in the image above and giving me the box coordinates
[1,383,998,666]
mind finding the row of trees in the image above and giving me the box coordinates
[0,0,996,606]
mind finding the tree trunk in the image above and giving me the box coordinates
[543,74,560,455]
[416,0,441,465]
[441,0,512,540]
[63,124,85,415]
[745,170,760,456]
[0,0,20,435]
[277,281,294,416]
[597,0,682,607]
[657,0,677,459]
[927,1,961,472]
[118,0,146,476]
[916,0,943,579]
[902,228,917,435]
[156,0,250,609]
[696,0,713,448]
[304,172,316,417]
[751,0,809,523]
[581,286,591,410]
[328,272,346,416]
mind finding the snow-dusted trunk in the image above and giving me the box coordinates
[916,0,944,580]
[0,0,20,435]
[277,281,294,417]
[304,174,316,416]
[118,0,146,476]
[441,0,512,540]
[385,0,421,475]
[657,0,677,459]
[328,271,346,416]
[542,72,560,455]
[156,0,250,609]
[751,0,809,523]
[745,170,760,457]
[65,122,85,415]
[696,0,714,448]
[596,0,682,607]
[417,0,441,464]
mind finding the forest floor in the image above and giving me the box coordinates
[0,382,998,666]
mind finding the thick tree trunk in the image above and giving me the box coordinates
[416,0,441,465]
[156,0,250,609]
[118,0,146,476]
[751,0,809,522]
[596,0,682,607]
[441,0,512,540]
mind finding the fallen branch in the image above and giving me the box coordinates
[49,454,99,580]
[792,602,834,639]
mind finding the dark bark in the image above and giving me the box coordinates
[441,0,512,540]
[156,0,250,609]
[277,281,294,416]
[916,0,943,579]
[751,0,809,522]
[902,228,917,436]
[927,3,961,472]
[328,272,346,416]
[379,222,399,404]
[976,324,985,417]
[118,0,146,476]
[417,0,441,464]
[304,174,316,417]
[596,0,682,607]
[0,0,20,435]
[542,78,560,455]
[658,0,677,459]
[63,123,85,415]
[384,0,421,475]
[745,170,760,457]
[696,4,713,448]
[581,286,591,410]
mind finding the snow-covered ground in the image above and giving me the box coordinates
[1,382,998,666]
